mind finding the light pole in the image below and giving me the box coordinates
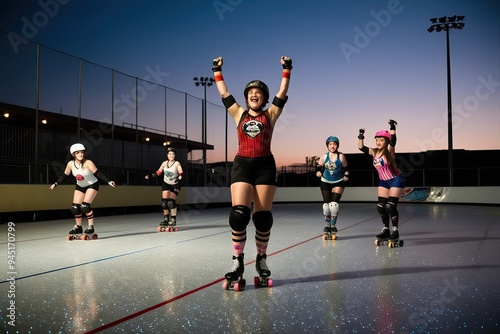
[193,76,215,186]
[427,15,465,186]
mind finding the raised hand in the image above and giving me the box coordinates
[281,56,293,69]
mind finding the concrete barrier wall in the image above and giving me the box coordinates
[1,185,498,213]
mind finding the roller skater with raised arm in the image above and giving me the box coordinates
[358,120,405,248]
[213,55,292,290]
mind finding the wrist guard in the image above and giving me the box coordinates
[389,119,397,130]
[342,165,349,180]
[212,60,221,72]
[94,169,110,183]
[282,58,293,70]
[358,129,365,139]
[56,174,68,185]
[315,165,324,174]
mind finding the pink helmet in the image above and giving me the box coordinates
[374,130,391,140]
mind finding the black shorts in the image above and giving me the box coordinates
[231,155,277,186]
[162,181,181,195]
[320,180,346,193]
[75,182,100,193]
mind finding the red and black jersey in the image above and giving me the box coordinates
[236,110,273,158]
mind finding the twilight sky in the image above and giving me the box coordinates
[1,0,499,167]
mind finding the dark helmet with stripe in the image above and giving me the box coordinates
[244,80,269,106]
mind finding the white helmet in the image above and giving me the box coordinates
[70,143,85,155]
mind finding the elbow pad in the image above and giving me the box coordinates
[359,146,369,154]
[222,95,236,109]
[272,95,288,109]
[390,134,397,147]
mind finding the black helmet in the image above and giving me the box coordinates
[244,80,269,106]
[167,147,176,154]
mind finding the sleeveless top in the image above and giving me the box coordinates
[236,111,273,158]
[373,154,401,181]
[163,161,180,185]
[320,152,343,184]
[71,161,98,187]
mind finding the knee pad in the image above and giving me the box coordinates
[161,199,168,210]
[377,203,386,215]
[377,197,388,214]
[167,199,177,210]
[328,202,339,216]
[80,202,92,214]
[70,203,81,215]
[322,203,330,216]
[385,197,399,215]
[252,211,273,233]
[229,205,251,232]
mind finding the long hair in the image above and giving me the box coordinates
[373,138,398,170]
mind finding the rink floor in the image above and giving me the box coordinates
[1,202,499,333]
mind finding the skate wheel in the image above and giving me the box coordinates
[388,242,394,248]
[81,234,89,240]
[234,282,241,291]
[174,227,178,232]
[157,226,162,232]
[66,235,71,241]
[222,280,229,290]
[267,278,273,287]
[333,234,338,240]
[399,240,404,247]
[92,234,98,240]
[254,276,260,287]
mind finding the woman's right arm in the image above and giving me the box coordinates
[358,128,372,156]
[49,162,71,189]
[212,56,244,124]
[145,162,165,179]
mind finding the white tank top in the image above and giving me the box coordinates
[71,161,98,187]
[163,161,180,185]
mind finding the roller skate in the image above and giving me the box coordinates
[158,216,177,232]
[254,254,273,288]
[387,229,404,248]
[323,224,338,241]
[374,227,390,246]
[223,254,246,291]
[67,225,97,241]
[69,225,83,234]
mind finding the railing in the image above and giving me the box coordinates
[121,122,187,139]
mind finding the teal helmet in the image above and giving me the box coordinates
[325,136,339,147]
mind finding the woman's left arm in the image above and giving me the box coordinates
[268,56,292,125]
